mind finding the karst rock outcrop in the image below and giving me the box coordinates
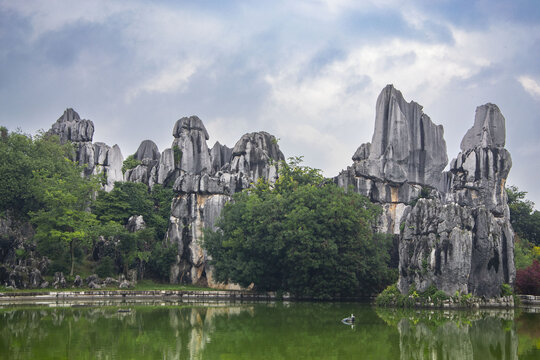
[164,118,284,287]
[20,86,514,297]
[48,108,124,191]
[336,85,515,297]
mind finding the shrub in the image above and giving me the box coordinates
[375,284,401,306]
[122,155,141,174]
[500,283,513,296]
[515,260,540,295]
[96,257,115,278]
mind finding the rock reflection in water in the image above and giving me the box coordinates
[377,308,518,360]
[0,302,250,360]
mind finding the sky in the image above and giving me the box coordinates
[1,0,540,207]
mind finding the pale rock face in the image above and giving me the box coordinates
[125,140,161,187]
[135,140,161,161]
[396,103,514,297]
[230,131,284,182]
[127,215,146,232]
[210,142,233,173]
[337,85,515,297]
[172,116,212,175]
[363,85,448,186]
[49,108,94,143]
[460,103,506,151]
[164,119,285,287]
[47,109,123,192]
[157,148,176,186]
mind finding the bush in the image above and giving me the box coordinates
[500,283,513,296]
[96,257,115,278]
[121,155,141,174]
[148,244,177,281]
[515,260,540,295]
[375,284,401,306]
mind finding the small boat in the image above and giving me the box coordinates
[117,309,131,313]
[341,314,355,324]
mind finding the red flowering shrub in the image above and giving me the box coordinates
[515,260,540,295]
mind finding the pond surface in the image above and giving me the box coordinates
[0,300,539,359]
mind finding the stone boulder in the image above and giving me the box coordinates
[127,215,146,233]
[73,275,83,288]
[53,272,67,289]
[134,140,161,161]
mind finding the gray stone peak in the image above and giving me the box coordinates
[460,103,506,152]
[49,108,94,143]
[232,131,283,161]
[358,85,448,186]
[134,140,160,161]
[173,116,209,140]
[58,108,81,122]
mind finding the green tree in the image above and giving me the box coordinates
[92,182,173,279]
[204,158,396,299]
[28,136,101,276]
[0,129,76,217]
[507,185,540,246]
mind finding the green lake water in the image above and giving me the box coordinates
[0,301,539,359]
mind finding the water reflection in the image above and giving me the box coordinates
[376,308,539,360]
[0,302,252,359]
[1,302,538,359]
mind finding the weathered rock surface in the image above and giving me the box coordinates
[340,85,447,193]
[337,85,515,298]
[125,140,161,187]
[0,214,48,289]
[47,109,124,192]
[336,85,448,233]
[127,215,146,233]
[52,272,67,289]
[164,118,284,286]
[49,108,94,143]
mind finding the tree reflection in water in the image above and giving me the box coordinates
[0,301,538,359]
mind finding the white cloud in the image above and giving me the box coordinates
[126,60,200,101]
[518,76,540,100]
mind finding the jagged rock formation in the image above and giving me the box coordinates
[125,140,161,187]
[48,108,124,191]
[336,85,515,298]
[336,85,448,234]
[31,91,514,297]
[165,119,285,287]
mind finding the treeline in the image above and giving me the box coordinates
[507,186,540,295]
[0,127,176,281]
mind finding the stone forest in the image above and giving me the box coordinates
[0,85,523,301]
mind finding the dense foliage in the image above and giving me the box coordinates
[505,185,540,295]
[507,185,540,247]
[204,158,397,299]
[515,260,540,295]
[0,127,175,281]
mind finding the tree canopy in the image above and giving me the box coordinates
[204,157,396,299]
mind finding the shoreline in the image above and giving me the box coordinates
[0,289,282,302]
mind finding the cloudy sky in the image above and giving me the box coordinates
[1,0,540,206]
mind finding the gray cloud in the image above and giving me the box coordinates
[1,0,540,207]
